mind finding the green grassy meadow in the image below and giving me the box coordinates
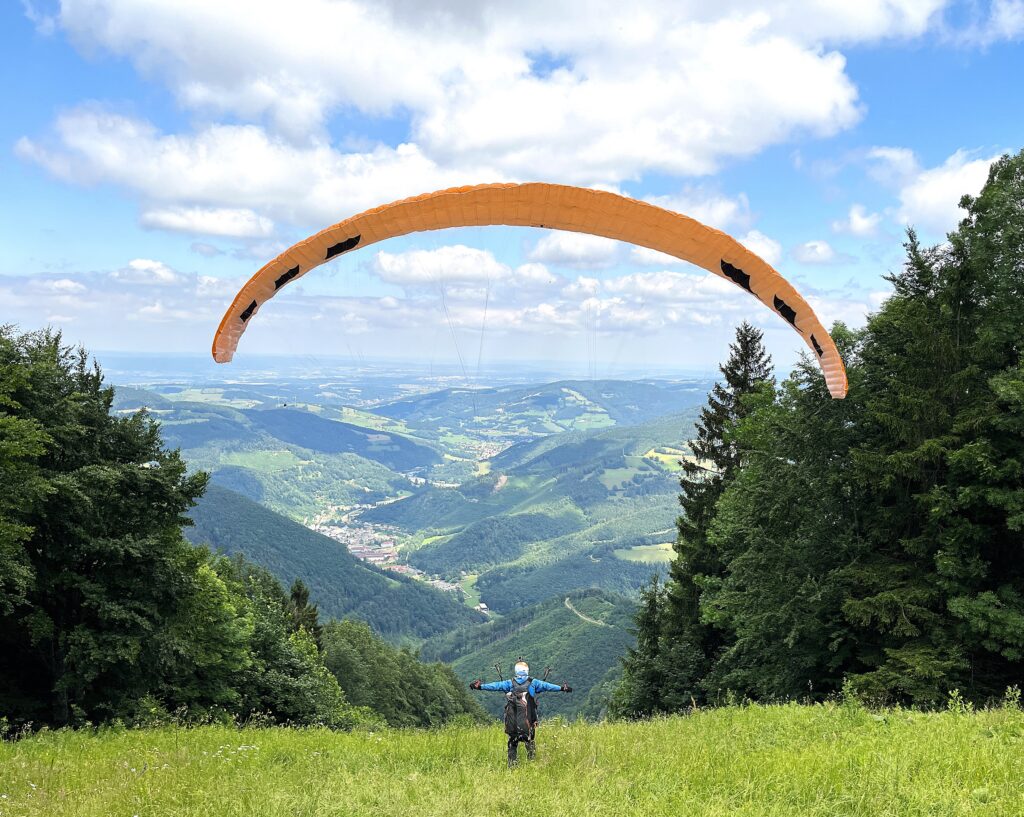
[460,573,482,607]
[3,704,1023,816]
[221,449,305,472]
[613,542,675,563]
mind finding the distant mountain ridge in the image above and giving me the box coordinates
[371,379,707,432]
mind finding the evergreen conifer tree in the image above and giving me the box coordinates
[844,152,1024,704]
[289,578,323,649]
[660,321,773,708]
[696,329,865,701]
[610,575,665,718]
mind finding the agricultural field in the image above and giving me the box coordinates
[221,449,305,472]
[4,703,1022,816]
[643,446,688,470]
[613,542,675,563]
[459,574,482,608]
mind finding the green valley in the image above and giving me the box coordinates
[186,484,484,640]
[115,377,702,618]
[110,372,706,711]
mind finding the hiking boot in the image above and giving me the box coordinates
[507,743,518,768]
[526,740,536,760]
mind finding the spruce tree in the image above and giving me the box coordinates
[660,321,773,708]
[609,575,666,718]
[0,331,48,617]
[697,328,865,701]
[289,578,323,649]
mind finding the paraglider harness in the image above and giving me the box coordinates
[504,675,537,741]
[498,661,550,742]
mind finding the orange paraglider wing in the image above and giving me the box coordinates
[212,183,847,398]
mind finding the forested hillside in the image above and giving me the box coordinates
[408,512,581,574]
[363,412,691,609]
[421,589,636,719]
[244,408,440,471]
[321,619,484,727]
[187,484,484,639]
[110,390,419,519]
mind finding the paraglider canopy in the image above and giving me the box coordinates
[212,183,847,398]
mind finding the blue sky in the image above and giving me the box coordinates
[3,1,1023,377]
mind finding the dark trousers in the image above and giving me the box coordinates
[507,724,537,765]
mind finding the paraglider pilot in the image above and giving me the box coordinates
[470,660,571,767]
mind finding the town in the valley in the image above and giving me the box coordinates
[308,516,489,614]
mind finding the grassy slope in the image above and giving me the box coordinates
[4,705,1023,816]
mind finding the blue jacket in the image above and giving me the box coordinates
[480,677,563,698]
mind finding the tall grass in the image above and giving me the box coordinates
[2,702,1022,816]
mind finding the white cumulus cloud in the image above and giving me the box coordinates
[739,230,783,266]
[643,190,752,232]
[31,278,87,294]
[111,258,186,286]
[18,0,917,232]
[941,0,1024,45]
[15,111,500,227]
[630,247,684,266]
[894,149,999,234]
[793,240,839,264]
[528,231,621,269]
[140,206,274,238]
[373,245,510,286]
[561,276,602,300]
[832,204,881,236]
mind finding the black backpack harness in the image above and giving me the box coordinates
[504,676,536,738]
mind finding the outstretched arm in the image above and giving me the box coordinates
[473,680,512,692]
[531,679,569,694]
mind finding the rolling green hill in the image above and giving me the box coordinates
[243,408,440,472]
[474,544,663,611]
[142,401,439,474]
[186,484,483,641]
[360,412,692,608]
[420,589,636,719]
[370,379,706,439]
[408,512,584,574]
[112,387,421,520]
[364,410,694,529]
[116,382,691,617]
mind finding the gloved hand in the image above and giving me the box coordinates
[561,683,572,692]
[470,679,482,690]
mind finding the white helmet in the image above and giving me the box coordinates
[514,661,529,679]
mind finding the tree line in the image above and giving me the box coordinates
[614,149,1024,714]
[0,329,481,729]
